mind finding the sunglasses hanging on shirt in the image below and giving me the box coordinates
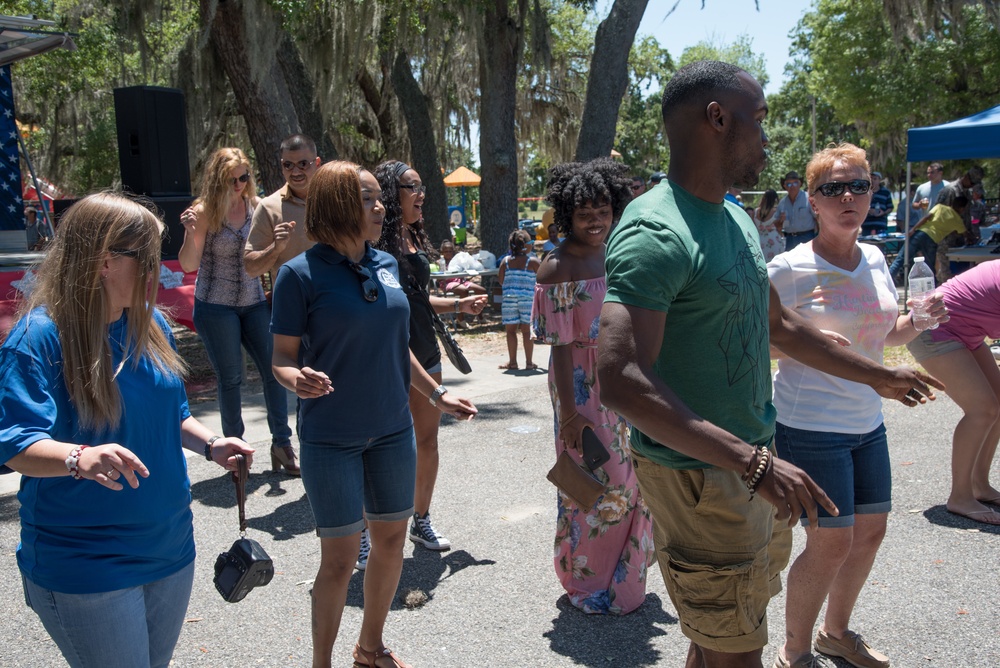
[347,262,380,303]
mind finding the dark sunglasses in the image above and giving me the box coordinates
[232,173,250,185]
[110,247,155,270]
[813,179,871,197]
[280,159,315,171]
[347,262,379,302]
[398,184,427,195]
[110,247,141,260]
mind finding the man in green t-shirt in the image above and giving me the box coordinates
[598,60,942,667]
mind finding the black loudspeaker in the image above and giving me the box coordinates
[113,86,192,197]
[149,196,193,260]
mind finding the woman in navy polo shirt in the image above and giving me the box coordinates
[270,162,476,668]
[0,192,254,668]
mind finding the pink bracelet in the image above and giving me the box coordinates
[64,445,89,480]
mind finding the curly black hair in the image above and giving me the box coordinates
[372,160,432,264]
[545,158,633,238]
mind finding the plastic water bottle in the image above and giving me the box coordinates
[908,256,938,331]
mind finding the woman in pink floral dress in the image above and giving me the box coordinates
[531,159,654,615]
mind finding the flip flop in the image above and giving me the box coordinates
[498,362,519,370]
[947,508,1000,526]
[525,363,539,370]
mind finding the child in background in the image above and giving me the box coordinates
[498,229,540,370]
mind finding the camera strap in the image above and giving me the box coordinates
[231,453,249,535]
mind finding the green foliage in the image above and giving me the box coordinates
[678,33,769,90]
[797,0,1000,175]
[5,0,197,194]
[614,35,673,176]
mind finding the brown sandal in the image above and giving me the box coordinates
[352,643,411,668]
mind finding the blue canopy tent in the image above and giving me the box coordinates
[906,104,1000,162]
[900,103,1000,296]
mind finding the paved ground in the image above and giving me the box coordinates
[2,350,998,667]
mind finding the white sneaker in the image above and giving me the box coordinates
[355,527,370,571]
[409,512,451,551]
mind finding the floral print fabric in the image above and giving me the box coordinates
[755,210,786,262]
[531,277,654,615]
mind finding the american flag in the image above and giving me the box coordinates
[0,65,23,230]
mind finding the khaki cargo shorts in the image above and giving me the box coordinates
[631,450,792,653]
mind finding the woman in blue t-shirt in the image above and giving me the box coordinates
[0,192,255,668]
[270,162,476,668]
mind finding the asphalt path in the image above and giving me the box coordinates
[2,351,998,667]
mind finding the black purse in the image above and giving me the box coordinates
[413,280,472,375]
[213,454,274,603]
[431,311,473,374]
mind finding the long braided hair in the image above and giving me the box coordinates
[373,160,433,263]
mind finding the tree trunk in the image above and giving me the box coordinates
[391,51,450,244]
[202,0,299,192]
[277,32,338,162]
[574,0,649,162]
[477,0,528,256]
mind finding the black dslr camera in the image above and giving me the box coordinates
[213,537,274,603]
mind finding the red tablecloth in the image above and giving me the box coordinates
[0,260,196,336]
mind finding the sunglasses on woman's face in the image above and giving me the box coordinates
[232,173,250,185]
[813,179,871,197]
[347,262,379,302]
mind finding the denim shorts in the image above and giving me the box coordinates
[300,426,416,537]
[905,329,967,363]
[775,422,891,528]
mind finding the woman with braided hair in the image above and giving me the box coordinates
[531,158,654,615]
[372,160,487,562]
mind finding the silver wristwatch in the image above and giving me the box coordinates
[429,385,449,406]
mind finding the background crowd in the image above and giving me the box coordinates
[1,59,998,668]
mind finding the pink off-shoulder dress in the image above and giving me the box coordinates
[531,277,654,615]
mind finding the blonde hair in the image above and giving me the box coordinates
[304,161,367,251]
[17,192,186,429]
[193,148,257,234]
[806,143,871,194]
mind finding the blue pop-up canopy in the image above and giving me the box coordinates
[907,103,1000,162]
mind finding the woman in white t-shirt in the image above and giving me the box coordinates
[767,144,947,668]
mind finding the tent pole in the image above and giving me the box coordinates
[17,130,54,239]
[904,162,911,308]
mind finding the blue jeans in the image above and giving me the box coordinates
[775,422,891,528]
[22,561,195,668]
[888,230,937,281]
[784,229,817,251]
[193,299,291,446]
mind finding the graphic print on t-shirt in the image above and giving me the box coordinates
[716,231,769,408]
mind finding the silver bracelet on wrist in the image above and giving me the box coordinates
[429,385,449,406]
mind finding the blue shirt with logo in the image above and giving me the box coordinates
[271,243,413,442]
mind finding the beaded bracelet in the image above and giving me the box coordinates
[746,447,772,499]
[64,445,89,480]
